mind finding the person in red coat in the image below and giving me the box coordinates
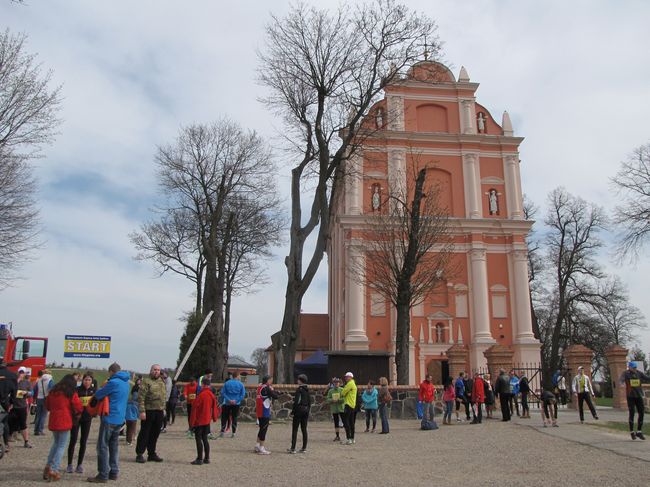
[418,375,436,422]
[184,377,198,436]
[471,372,485,424]
[43,374,83,481]
[189,377,219,465]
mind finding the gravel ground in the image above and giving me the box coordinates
[1,416,648,486]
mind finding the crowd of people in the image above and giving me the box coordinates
[0,359,648,482]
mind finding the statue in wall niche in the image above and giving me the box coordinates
[371,184,381,211]
[376,108,384,129]
[477,112,486,133]
[488,188,499,215]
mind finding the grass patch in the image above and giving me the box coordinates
[595,397,613,407]
[50,367,109,385]
[591,421,650,435]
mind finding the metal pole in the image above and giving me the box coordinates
[174,310,214,381]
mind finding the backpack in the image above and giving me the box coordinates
[420,417,438,430]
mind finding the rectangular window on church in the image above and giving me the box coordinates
[492,295,507,318]
[370,292,386,316]
[412,301,424,317]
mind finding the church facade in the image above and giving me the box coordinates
[327,61,540,385]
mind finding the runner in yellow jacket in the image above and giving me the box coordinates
[341,372,357,444]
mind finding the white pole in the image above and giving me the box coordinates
[174,310,214,381]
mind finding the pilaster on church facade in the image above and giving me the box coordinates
[326,60,541,385]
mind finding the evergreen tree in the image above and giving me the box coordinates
[175,311,211,381]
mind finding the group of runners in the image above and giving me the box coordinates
[0,359,648,483]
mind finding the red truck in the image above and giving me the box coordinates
[0,322,48,379]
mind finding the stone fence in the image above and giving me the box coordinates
[180,384,445,422]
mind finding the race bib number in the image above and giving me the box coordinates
[16,390,26,399]
[81,396,92,407]
[630,379,641,388]
[188,394,196,400]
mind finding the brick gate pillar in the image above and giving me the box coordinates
[605,345,629,409]
[447,344,469,379]
[483,345,514,380]
[563,344,594,410]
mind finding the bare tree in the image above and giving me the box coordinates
[131,207,205,315]
[349,164,455,384]
[146,119,280,380]
[0,29,61,287]
[539,188,606,384]
[250,347,268,376]
[259,0,440,382]
[592,276,646,346]
[611,142,650,262]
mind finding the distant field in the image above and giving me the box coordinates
[595,397,613,407]
[49,367,109,385]
[592,421,650,435]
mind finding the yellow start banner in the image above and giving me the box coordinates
[64,335,111,358]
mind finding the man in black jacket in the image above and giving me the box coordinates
[495,369,511,421]
[288,374,311,454]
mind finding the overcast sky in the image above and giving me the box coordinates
[2,0,649,372]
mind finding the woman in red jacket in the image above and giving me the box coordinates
[189,377,219,465]
[44,374,83,482]
[471,373,485,424]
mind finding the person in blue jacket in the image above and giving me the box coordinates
[218,371,246,438]
[362,381,378,432]
[509,369,521,417]
[87,363,130,483]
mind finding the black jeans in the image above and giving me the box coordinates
[365,409,377,430]
[68,419,92,466]
[472,403,482,423]
[290,413,308,450]
[193,424,210,460]
[499,394,511,421]
[165,401,177,426]
[543,399,557,419]
[186,404,192,429]
[627,396,644,431]
[342,405,356,440]
[510,394,520,416]
[220,405,240,433]
[521,393,529,415]
[577,393,597,421]
[136,410,164,457]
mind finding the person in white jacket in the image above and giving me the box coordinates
[571,366,599,423]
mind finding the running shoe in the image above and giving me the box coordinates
[636,432,646,440]
[631,432,637,440]
[258,447,271,455]
[287,449,297,454]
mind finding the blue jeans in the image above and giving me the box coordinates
[47,430,70,472]
[444,400,453,421]
[97,421,121,480]
[34,398,47,434]
[378,403,389,433]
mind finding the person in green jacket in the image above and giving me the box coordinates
[326,378,345,441]
[341,372,357,445]
[135,364,167,464]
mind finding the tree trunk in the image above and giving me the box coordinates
[395,300,411,385]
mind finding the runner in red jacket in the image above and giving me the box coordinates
[189,378,218,465]
[471,373,485,424]
[418,375,436,422]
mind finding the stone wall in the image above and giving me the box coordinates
[181,384,445,421]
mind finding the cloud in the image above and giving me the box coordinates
[2,0,650,371]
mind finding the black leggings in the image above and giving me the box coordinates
[165,401,177,426]
[257,417,269,441]
[68,419,92,466]
[521,393,529,414]
[291,414,308,450]
[193,424,210,460]
[627,396,644,432]
[332,413,342,430]
[543,399,557,419]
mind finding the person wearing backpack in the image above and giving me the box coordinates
[454,372,466,422]
[287,374,311,454]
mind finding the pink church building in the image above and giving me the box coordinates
[327,60,540,385]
